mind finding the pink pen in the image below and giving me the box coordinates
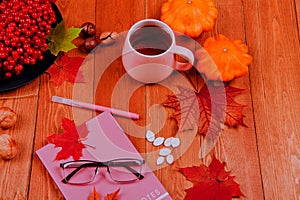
[52,96,139,120]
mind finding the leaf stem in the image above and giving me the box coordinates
[183,71,198,92]
[78,138,96,149]
[82,142,96,149]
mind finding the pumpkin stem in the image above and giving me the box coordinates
[187,0,192,4]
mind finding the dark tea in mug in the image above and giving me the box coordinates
[129,25,172,56]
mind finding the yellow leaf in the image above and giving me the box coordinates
[88,186,101,200]
[104,188,120,200]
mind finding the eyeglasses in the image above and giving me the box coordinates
[60,158,145,184]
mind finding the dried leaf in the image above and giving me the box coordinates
[46,53,85,87]
[104,188,120,200]
[47,21,82,56]
[88,186,101,200]
[179,156,243,200]
[163,84,247,139]
[47,117,86,160]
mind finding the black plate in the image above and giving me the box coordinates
[0,3,63,92]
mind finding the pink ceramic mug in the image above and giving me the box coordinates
[122,19,194,83]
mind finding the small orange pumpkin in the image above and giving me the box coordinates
[196,34,253,82]
[161,0,218,38]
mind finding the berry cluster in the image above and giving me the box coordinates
[0,0,56,80]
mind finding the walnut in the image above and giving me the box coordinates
[0,107,17,129]
[0,134,18,160]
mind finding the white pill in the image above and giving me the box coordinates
[146,130,155,142]
[153,137,165,146]
[159,148,172,156]
[166,155,174,164]
[164,137,173,147]
[156,157,165,165]
[171,138,180,148]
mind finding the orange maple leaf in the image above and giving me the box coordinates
[88,187,120,200]
[104,188,120,200]
[88,186,100,200]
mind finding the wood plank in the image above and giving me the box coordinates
[145,1,202,199]
[2,0,298,199]
[93,1,197,198]
[95,0,145,32]
[201,1,264,199]
[28,0,96,199]
[244,0,300,199]
[0,83,39,199]
[146,0,264,199]
[295,0,300,35]
[94,0,146,152]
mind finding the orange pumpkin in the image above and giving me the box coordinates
[161,0,218,38]
[196,34,253,82]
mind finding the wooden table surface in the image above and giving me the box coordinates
[1,0,300,199]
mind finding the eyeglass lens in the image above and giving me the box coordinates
[108,159,143,182]
[62,161,97,184]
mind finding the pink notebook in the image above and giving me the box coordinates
[37,112,172,200]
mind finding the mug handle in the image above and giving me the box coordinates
[172,45,194,71]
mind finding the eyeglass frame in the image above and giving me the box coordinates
[60,158,145,184]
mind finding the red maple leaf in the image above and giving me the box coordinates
[163,84,247,139]
[47,117,86,160]
[46,53,85,87]
[179,156,244,200]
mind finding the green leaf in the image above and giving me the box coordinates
[47,21,82,56]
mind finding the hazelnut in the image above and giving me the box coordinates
[0,107,17,129]
[80,22,96,38]
[0,134,18,160]
[80,37,99,53]
[99,31,118,45]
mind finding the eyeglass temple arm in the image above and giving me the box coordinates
[124,165,144,180]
